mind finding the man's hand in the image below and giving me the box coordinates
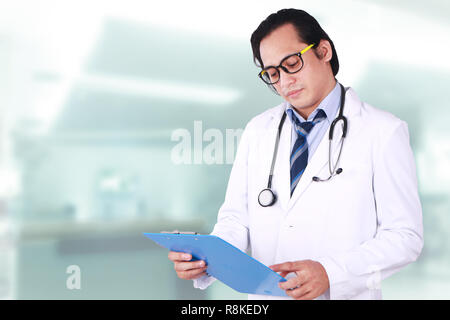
[270,260,330,300]
[168,251,208,280]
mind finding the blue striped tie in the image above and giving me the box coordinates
[290,109,327,196]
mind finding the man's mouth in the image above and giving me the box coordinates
[286,88,303,97]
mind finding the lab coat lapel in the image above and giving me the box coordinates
[271,107,292,212]
[276,110,292,211]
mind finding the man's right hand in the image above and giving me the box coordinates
[168,251,208,280]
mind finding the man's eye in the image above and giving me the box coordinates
[284,56,300,68]
[286,60,299,68]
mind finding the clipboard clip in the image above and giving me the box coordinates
[161,230,198,235]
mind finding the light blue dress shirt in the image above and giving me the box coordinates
[286,81,342,161]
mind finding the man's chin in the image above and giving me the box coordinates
[287,100,317,118]
[287,97,309,109]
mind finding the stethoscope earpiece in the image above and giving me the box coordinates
[312,167,343,183]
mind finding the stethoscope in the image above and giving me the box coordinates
[258,83,348,207]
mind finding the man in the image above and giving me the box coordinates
[168,8,423,300]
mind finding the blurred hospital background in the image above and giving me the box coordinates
[0,0,449,299]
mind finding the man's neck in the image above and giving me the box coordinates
[294,78,337,120]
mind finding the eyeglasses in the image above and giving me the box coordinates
[258,43,315,85]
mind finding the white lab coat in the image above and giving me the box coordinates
[194,87,423,299]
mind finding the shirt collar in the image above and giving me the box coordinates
[286,81,341,125]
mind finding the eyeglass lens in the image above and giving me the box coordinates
[260,54,303,84]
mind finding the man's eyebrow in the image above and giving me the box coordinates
[263,51,298,69]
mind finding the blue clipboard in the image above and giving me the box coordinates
[143,232,287,296]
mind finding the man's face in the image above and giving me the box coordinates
[259,23,335,118]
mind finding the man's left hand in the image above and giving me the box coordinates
[269,260,330,300]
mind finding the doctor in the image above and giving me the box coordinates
[168,8,423,300]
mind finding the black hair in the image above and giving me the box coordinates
[250,8,339,76]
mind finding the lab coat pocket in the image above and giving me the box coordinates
[312,160,376,251]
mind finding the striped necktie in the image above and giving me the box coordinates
[290,109,327,196]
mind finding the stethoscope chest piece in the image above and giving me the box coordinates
[258,188,277,207]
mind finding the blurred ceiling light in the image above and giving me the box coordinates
[78,73,242,105]
[99,176,121,193]
[0,168,20,198]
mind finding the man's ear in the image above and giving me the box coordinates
[316,40,333,63]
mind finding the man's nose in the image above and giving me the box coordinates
[278,69,296,89]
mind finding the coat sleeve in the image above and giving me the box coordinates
[315,120,424,299]
[193,121,252,290]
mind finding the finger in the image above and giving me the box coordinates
[270,261,298,272]
[279,275,305,290]
[178,267,208,280]
[297,292,316,300]
[174,260,205,272]
[269,262,287,271]
[168,251,192,262]
[296,287,317,300]
[279,270,303,280]
[285,284,312,300]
